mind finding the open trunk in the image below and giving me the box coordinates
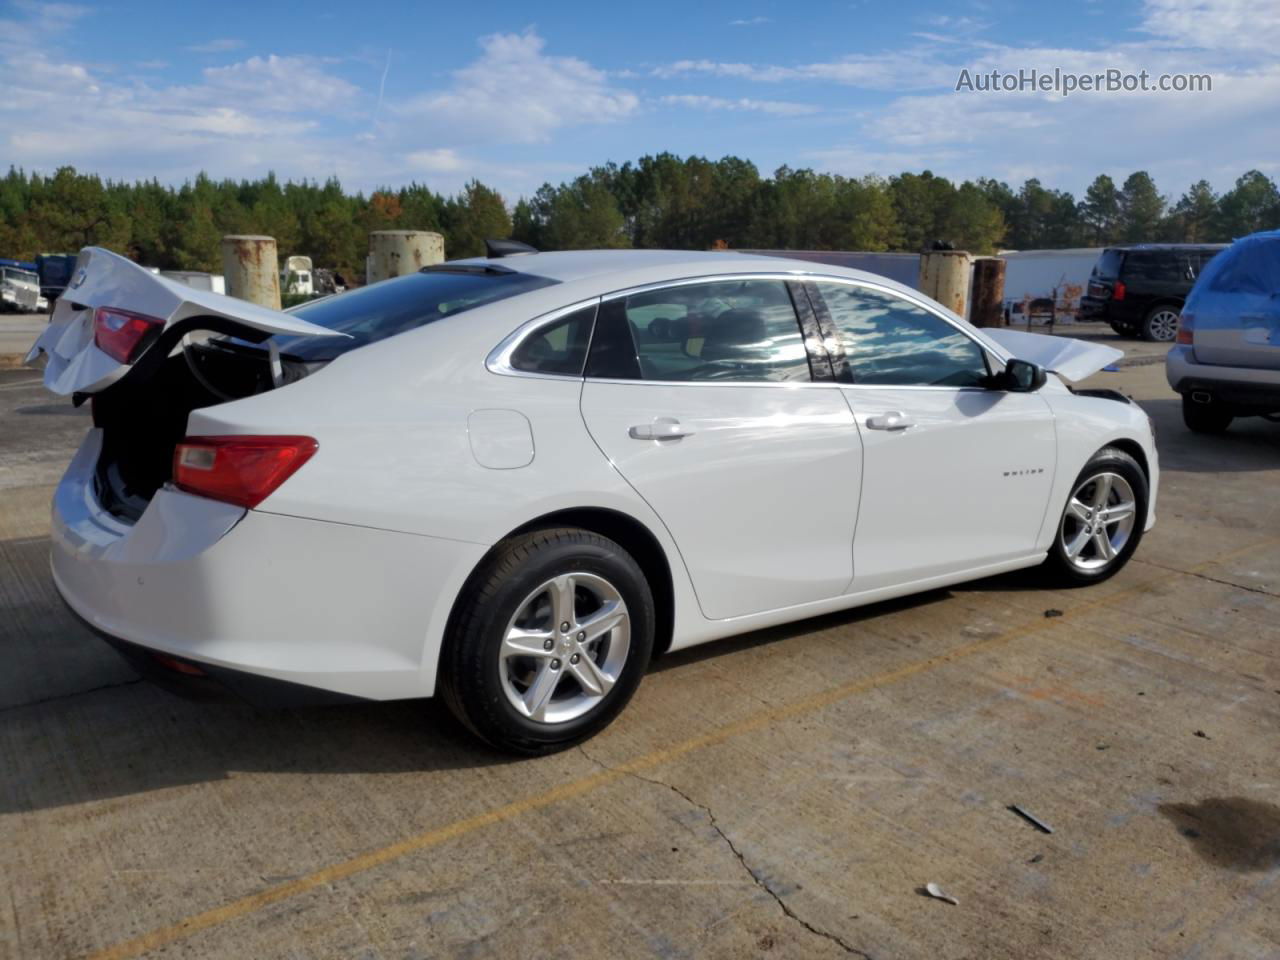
[90,339,318,522]
[27,246,344,523]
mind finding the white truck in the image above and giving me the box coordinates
[1,265,44,312]
[281,255,314,296]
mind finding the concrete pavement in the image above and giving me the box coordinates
[1,356,1278,960]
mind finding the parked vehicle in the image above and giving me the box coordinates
[1166,230,1280,433]
[28,246,1158,753]
[0,264,42,312]
[282,255,314,295]
[160,270,226,295]
[1080,244,1226,341]
[35,252,78,306]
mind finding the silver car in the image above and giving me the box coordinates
[1166,230,1280,433]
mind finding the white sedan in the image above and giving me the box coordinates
[29,246,1157,752]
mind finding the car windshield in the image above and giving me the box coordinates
[266,266,559,361]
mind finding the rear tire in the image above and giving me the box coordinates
[1141,304,1181,342]
[1043,447,1148,586]
[1181,394,1233,434]
[439,527,654,755]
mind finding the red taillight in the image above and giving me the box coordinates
[1111,281,1126,301]
[93,306,164,363]
[1176,312,1195,344]
[173,436,318,508]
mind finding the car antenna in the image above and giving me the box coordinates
[484,238,538,259]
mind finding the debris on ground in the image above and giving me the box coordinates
[922,883,959,906]
[1009,804,1055,834]
[1028,853,1044,864]
[1044,609,1063,618]
[1194,730,1210,739]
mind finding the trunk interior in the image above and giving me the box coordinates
[91,339,314,523]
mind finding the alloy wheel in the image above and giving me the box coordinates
[1059,472,1138,572]
[499,572,631,724]
[1147,308,1180,341]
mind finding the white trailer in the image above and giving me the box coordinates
[999,248,1104,325]
[159,270,227,295]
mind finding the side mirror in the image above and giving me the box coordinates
[997,357,1047,392]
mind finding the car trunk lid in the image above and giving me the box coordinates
[26,246,344,396]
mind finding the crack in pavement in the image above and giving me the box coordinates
[578,746,872,959]
[1134,557,1279,599]
[0,677,142,714]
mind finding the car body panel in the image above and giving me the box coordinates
[580,379,862,619]
[26,246,343,396]
[52,432,486,699]
[840,385,1057,591]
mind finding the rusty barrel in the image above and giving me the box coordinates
[221,235,281,310]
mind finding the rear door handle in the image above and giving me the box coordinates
[629,418,695,441]
[865,411,914,431]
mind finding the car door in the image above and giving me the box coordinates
[803,279,1057,593]
[578,276,862,621]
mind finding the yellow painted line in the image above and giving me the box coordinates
[86,536,1280,960]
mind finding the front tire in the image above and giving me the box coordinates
[1142,304,1181,342]
[439,527,655,754]
[1043,447,1148,585]
[1181,394,1233,434]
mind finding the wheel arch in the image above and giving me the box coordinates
[445,507,678,660]
[1103,437,1150,483]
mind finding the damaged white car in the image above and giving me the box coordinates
[29,246,1157,752]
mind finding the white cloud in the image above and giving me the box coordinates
[398,30,639,143]
[1141,0,1280,53]
[185,37,244,54]
[198,55,359,111]
[729,16,771,26]
[405,148,466,173]
[653,53,953,89]
[660,94,819,116]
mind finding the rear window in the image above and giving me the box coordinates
[268,266,558,361]
[1093,249,1124,279]
[1206,239,1280,296]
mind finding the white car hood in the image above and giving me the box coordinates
[26,246,343,396]
[984,328,1123,382]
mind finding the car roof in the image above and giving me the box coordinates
[447,248,859,285]
[1105,243,1229,252]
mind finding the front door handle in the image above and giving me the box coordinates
[865,411,914,431]
[629,418,695,441]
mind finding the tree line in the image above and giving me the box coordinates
[1,159,1277,278]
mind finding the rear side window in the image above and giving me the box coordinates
[814,282,990,388]
[1207,240,1280,296]
[1093,250,1125,279]
[587,278,810,383]
[1123,252,1188,283]
[268,266,559,361]
[509,304,595,376]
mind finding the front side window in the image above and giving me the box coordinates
[588,278,810,383]
[814,282,990,388]
[509,304,596,375]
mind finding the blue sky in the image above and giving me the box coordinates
[2,0,1277,202]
